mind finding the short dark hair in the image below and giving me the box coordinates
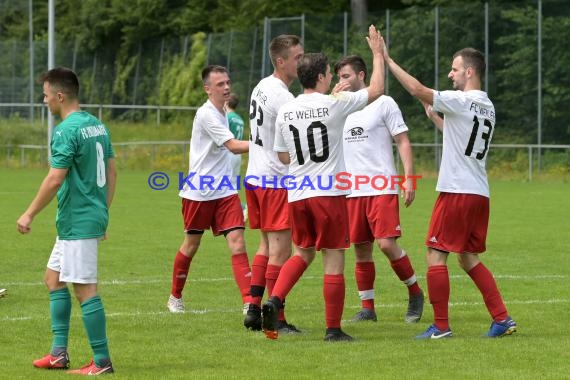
[334,55,368,81]
[201,65,228,84]
[269,35,302,67]
[227,93,239,109]
[40,67,79,99]
[453,48,485,77]
[297,53,328,90]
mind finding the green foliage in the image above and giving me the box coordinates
[1,1,570,144]
[156,32,208,107]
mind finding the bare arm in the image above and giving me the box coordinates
[365,25,385,104]
[423,101,444,131]
[224,139,249,154]
[277,152,290,165]
[393,132,415,207]
[106,158,117,208]
[17,167,68,234]
[380,32,434,105]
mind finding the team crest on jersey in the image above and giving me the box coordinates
[345,127,368,143]
[348,127,364,136]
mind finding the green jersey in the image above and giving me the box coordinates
[227,111,245,140]
[50,111,115,239]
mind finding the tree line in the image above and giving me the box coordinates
[1,0,569,146]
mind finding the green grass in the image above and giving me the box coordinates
[1,169,569,379]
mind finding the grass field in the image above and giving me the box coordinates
[1,169,569,379]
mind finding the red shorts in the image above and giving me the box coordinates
[426,192,489,254]
[181,194,244,236]
[289,196,350,251]
[245,187,290,231]
[346,195,401,243]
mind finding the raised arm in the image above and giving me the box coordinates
[380,32,434,106]
[365,24,385,104]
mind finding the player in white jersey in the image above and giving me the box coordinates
[243,35,304,333]
[334,55,424,324]
[167,65,253,318]
[260,24,385,342]
[381,38,517,339]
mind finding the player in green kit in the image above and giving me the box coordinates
[17,67,117,375]
[224,93,247,219]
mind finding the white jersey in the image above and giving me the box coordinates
[274,89,368,202]
[245,75,294,187]
[179,100,236,201]
[343,95,408,197]
[432,89,495,197]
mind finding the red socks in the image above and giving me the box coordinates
[271,255,307,301]
[231,253,252,304]
[324,274,345,329]
[390,254,422,296]
[355,261,375,310]
[171,251,192,298]
[249,254,269,306]
[427,265,450,331]
[467,263,508,322]
[266,264,287,320]
[266,265,281,300]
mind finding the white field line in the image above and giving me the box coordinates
[2,273,567,287]
[1,298,568,322]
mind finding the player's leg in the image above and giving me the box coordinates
[322,248,353,342]
[33,238,71,370]
[352,242,377,322]
[267,229,299,332]
[168,233,202,312]
[243,234,268,330]
[378,237,424,323]
[262,246,313,339]
[243,188,268,330]
[168,198,212,312]
[458,253,516,337]
[225,228,252,305]
[416,193,460,339]
[215,194,252,307]
[415,247,452,339]
[70,282,113,375]
[315,196,352,341]
[64,239,113,375]
[346,197,376,322]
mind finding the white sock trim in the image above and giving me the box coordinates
[358,289,375,301]
[404,274,417,287]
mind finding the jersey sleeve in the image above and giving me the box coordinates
[432,90,467,115]
[201,110,235,146]
[104,125,115,158]
[50,125,77,169]
[332,88,368,115]
[273,113,289,153]
[383,97,408,136]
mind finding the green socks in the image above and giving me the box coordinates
[81,295,110,366]
[49,288,71,354]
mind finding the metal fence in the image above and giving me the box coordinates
[2,141,568,182]
[1,1,570,173]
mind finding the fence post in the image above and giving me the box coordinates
[157,106,161,127]
[528,146,533,181]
